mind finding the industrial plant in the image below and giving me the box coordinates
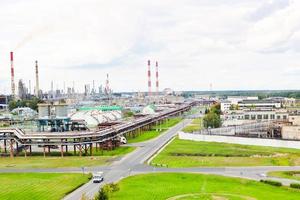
[0,51,196,157]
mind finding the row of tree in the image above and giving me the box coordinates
[8,97,44,111]
[203,103,221,128]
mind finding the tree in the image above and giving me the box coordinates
[203,112,221,128]
[209,103,221,115]
[8,97,44,111]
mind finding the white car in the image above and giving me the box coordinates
[118,136,127,144]
[92,172,104,183]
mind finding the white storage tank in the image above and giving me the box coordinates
[38,104,51,119]
[55,104,68,118]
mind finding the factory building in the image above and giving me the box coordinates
[282,115,300,140]
[238,100,281,110]
[37,103,70,132]
[220,100,231,112]
[222,109,289,126]
[227,96,258,105]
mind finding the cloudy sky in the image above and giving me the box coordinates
[1,0,300,94]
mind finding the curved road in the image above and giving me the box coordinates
[2,119,300,199]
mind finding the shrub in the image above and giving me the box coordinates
[290,183,300,189]
[94,183,120,200]
[260,179,282,187]
[94,188,108,200]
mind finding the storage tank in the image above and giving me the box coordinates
[55,104,68,118]
[38,104,51,119]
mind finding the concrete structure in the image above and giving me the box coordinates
[179,132,300,149]
[220,100,231,112]
[266,97,295,107]
[227,96,258,105]
[282,126,300,140]
[282,115,300,140]
[222,109,288,123]
[238,100,281,110]
[37,103,70,132]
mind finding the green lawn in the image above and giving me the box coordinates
[153,117,183,130]
[151,138,300,167]
[127,118,182,144]
[110,173,300,200]
[268,171,300,181]
[0,146,135,169]
[0,173,91,200]
[182,118,202,133]
[127,130,162,143]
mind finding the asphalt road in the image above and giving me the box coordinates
[63,119,193,200]
[1,118,300,199]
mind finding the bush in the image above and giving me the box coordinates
[94,188,108,200]
[290,183,300,189]
[94,183,119,200]
[260,179,282,187]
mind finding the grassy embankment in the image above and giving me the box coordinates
[151,138,300,167]
[0,146,135,169]
[268,171,300,181]
[126,117,182,143]
[0,173,91,200]
[182,118,202,133]
[110,173,300,200]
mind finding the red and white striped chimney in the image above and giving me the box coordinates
[147,60,151,97]
[155,61,159,95]
[10,52,16,98]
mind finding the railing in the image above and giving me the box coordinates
[0,102,194,146]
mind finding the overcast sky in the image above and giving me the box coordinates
[1,0,300,94]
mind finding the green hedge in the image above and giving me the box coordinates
[260,179,282,187]
[290,183,300,189]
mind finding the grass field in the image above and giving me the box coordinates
[0,173,91,200]
[0,146,135,169]
[182,118,202,133]
[268,171,300,181]
[127,130,162,143]
[110,173,300,200]
[127,118,182,144]
[151,138,300,167]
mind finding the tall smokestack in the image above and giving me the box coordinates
[155,61,159,95]
[147,60,151,97]
[35,60,40,98]
[105,74,110,95]
[10,52,16,98]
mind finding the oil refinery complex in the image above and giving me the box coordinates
[2,51,300,159]
[0,52,199,157]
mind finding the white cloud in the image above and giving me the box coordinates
[0,0,300,94]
